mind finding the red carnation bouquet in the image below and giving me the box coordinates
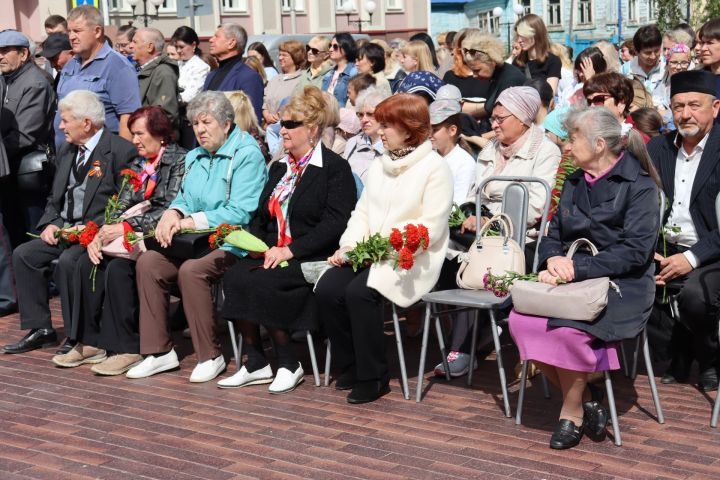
[548,153,578,221]
[209,224,240,250]
[346,223,429,272]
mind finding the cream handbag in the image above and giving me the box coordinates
[511,238,618,322]
[456,213,525,290]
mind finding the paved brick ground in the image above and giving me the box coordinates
[1,299,720,479]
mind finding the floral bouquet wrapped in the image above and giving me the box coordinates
[346,223,429,272]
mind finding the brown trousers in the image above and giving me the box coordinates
[136,249,237,361]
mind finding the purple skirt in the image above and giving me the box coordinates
[508,309,620,373]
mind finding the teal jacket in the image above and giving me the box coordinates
[170,125,267,256]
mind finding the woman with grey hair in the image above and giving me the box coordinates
[127,91,268,383]
[342,87,389,184]
[508,106,661,450]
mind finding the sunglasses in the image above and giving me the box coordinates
[331,43,341,51]
[586,94,613,106]
[462,48,488,59]
[306,45,327,55]
[280,119,304,130]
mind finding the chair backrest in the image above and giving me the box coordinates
[474,175,553,273]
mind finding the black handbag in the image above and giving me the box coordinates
[144,232,212,260]
[17,147,54,191]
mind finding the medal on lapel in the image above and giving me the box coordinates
[88,160,103,178]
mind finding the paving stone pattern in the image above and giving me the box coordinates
[1,300,720,479]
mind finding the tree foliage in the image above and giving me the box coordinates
[655,0,685,32]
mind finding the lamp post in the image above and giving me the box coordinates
[125,0,165,27]
[341,0,377,34]
[492,4,525,56]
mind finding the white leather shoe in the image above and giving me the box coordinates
[268,363,304,394]
[217,364,274,388]
[126,349,179,379]
[189,356,226,383]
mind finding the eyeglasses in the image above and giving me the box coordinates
[462,48,488,59]
[331,43,341,51]
[280,119,304,130]
[668,60,691,68]
[306,45,327,55]
[489,113,513,125]
[356,111,375,119]
[586,94,613,106]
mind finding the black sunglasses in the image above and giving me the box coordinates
[306,45,327,55]
[331,43,341,51]
[280,119,304,130]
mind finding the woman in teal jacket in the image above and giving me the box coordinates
[128,91,268,383]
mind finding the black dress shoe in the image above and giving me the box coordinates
[347,379,391,404]
[549,419,584,450]
[335,370,356,391]
[583,384,608,436]
[661,373,683,384]
[3,329,58,354]
[698,367,719,392]
[55,338,76,355]
[661,354,692,384]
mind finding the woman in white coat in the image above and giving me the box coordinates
[315,94,453,404]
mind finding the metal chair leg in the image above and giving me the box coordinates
[324,339,331,387]
[436,314,451,382]
[515,360,529,425]
[490,310,511,418]
[467,310,479,386]
[630,334,641,380]
[541,372,551,399]
[642,329,664,424]
[227,320,242,371]
[619,341,629,378]
[306,331,321,387]
[392,304,410,400]
[712,383,720,428]
[416,304,432,402]
[604,370,622,446]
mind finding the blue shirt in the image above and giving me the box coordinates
[54,42,141,149]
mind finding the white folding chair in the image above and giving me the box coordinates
[415,176,552,416]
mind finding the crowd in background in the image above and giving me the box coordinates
[1,4,720,451]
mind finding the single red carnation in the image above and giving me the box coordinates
[208,234,218,249]
[404,224,421,253]
[398,247,414,270]
[389,228,403,251]
[67,233,79,243]
[129,177,143,192]
[417,224,429,250]
[79,221,99,247]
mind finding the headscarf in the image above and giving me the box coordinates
[542,107,569,140]
[665,43,691,63]
[396,71,445,100]
[496,86,541,126]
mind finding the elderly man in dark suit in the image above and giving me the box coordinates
[648,70,720,391]
[2,90,136,355]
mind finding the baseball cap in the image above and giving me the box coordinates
[429,99,461,125]
[40,33,71,59]
[435,84,462,102]
[0,30,30,49]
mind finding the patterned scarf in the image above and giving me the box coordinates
[268,147,314,246]
[140,145,166,200]
[493,124,546,174]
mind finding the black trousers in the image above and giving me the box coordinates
[72,255,139,353]
[12,238,84,332]
[315,267,387,382]
[0,207,17,311]
[672,259,720,369]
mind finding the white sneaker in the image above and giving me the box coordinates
[268,363,304,394]
[189,356,226,383]
[126,349,180,379]
[217,364,274,389]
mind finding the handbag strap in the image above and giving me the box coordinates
[566,237,599,258]
[477,213,513,248]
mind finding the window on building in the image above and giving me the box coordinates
[578,0,592,24]
[521,0,531,15]
[547,0,562,26]
[628,0,637,21]
[648,0,658,19]
[282,0,305,11]
[478,11,500,35]
[222,0,248,12]
[387,0,403,9]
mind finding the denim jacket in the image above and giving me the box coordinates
[321,63,358,106]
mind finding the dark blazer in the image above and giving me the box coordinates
[249,145,357,261]
[539,152,660,342]
[647,125,720,265]
[119,143,186,233]
[37,129,137,230]
[203,60,264,127]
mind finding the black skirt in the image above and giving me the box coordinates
[221,257,317,330]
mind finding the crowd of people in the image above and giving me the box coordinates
[1,5,720,451]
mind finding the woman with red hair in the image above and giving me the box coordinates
[52,106,187,376]
[315,94,454,404]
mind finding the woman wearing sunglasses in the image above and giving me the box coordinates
[321,33,358,106]
[218,86,357,393]
[297,35,333,90]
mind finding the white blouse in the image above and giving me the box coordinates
[178,55,210,103]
